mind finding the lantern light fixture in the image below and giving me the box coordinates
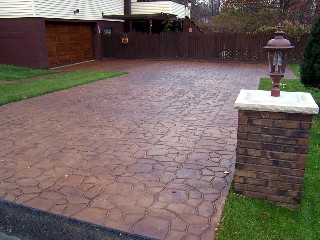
[264,24,294,97]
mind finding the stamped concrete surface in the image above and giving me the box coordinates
[0,199,152,240]
[0,60,285,240]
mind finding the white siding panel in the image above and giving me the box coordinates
[33,0,123,20]
[131,2,171,15]
[0,0,34,18]
[170,2,185,19]
[131,1,186,18]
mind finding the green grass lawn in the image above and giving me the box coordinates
[0,64,59,80]
[288,64,301,78]
[216,65,320,240]
[0,70,125,106]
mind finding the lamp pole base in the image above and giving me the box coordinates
[271,88,280,97]
[270,73,284,97]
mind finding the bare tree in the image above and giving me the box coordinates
[208,0,222,16]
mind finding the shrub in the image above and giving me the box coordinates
[301,17,320,89]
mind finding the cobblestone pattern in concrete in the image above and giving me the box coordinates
[0,60,279,239]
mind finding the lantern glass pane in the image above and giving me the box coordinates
[272,51,284,73]
[268,52,274,73]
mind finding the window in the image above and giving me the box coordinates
[103,27,112,35]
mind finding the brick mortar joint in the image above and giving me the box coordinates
[236,153,308,160]
[239,109,315,116]
[234,183,302,195]
[238,121,312,129]
[234,168,303,175]
[235,177,304,184]
[237,139,309,147]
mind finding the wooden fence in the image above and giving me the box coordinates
[101,32,308,63]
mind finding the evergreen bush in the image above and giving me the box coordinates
[301,17,320,89]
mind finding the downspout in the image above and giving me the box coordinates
[124,0,132,32]
[31,0,36,17]
[149,18,152,34]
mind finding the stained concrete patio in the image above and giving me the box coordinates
[0,60,295,240]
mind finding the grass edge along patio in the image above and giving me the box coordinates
[216,64,320,240]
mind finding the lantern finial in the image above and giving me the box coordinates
[275,23,285,39]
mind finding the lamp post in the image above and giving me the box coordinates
[264,24,294,97]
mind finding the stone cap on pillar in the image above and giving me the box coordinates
[234,90,319,114]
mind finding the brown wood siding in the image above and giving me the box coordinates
[46,22,94,67]
[0,18,49,69]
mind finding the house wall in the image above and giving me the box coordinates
[0,18,125,69]
[0,0,125,68]
[0,0,124,21]
[33,0,124,21]
[0,18,48,68]
[131,1,186,18]
[170,2,186,19]
[0,0,34,18]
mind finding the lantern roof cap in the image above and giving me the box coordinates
[264,24,294,50]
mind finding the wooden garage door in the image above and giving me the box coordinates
[46,22,94,67]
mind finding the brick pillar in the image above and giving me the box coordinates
[234,90,319,210]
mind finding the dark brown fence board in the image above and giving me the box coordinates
[102,32,308,63]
